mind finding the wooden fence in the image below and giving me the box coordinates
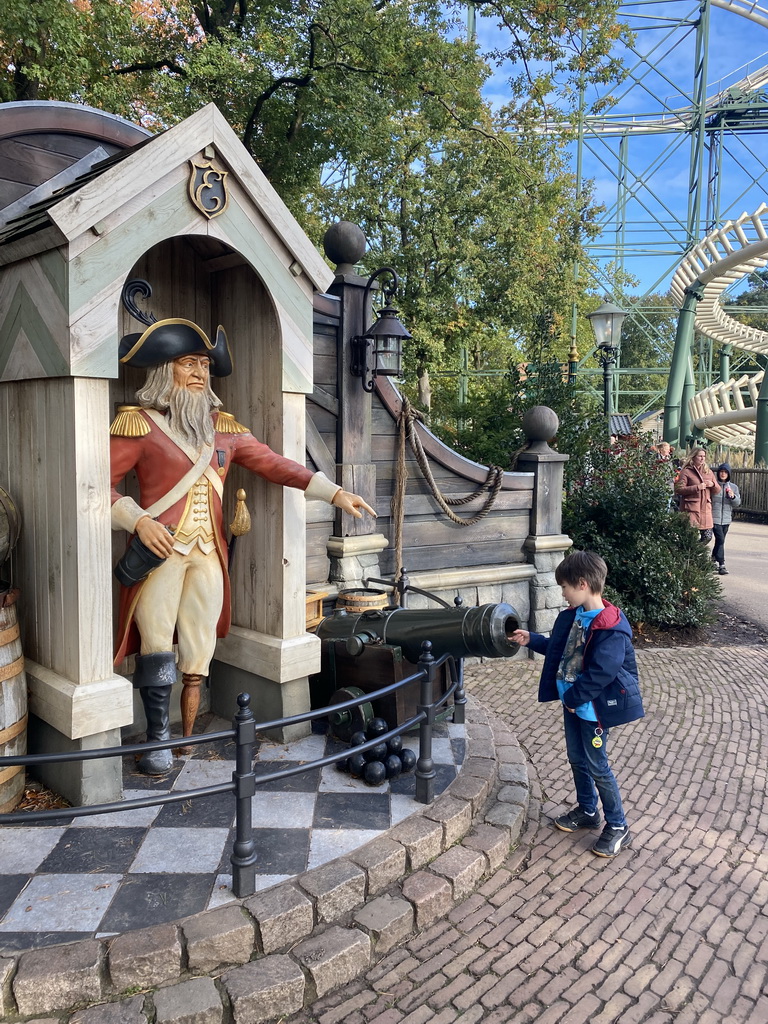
[729,469,768,514]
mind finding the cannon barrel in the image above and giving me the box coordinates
[316,603,520,663]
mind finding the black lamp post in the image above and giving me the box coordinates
[350,267,411,392]
[587,300,627,426]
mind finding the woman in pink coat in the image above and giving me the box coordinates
[674,447,721,541]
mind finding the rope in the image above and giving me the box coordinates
[391,397,504,588]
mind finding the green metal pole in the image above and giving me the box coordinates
[755,369,768,466]
[570,29,586,379]
[681,354,694,449]
[686,0,711,247]
[664,287,702,446]
[690,345,704,442]
[719,343,732,384]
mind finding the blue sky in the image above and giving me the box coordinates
[475,1,768,297]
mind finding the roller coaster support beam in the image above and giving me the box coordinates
[719,344,732,385]
[756,365,768,466]
[664,286,703,448]
[681,356,695,448]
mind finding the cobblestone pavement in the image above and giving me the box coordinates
[288,646,768,1024]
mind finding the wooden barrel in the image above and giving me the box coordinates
[336,589,389,614]
[0,486,21,570]
[0,593,27,813]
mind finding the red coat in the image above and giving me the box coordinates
[675,463,721,530]
[110,410,314,665]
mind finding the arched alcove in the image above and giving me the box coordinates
[111,234,309,684]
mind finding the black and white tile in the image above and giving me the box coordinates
[0,719,464,951]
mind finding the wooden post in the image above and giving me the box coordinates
[323,223,388,589]
[0,377,132,805]
[516,407,571,638]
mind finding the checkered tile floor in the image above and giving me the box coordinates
[0,719,464,952]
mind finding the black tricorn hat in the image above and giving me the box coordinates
[119,319,233,377]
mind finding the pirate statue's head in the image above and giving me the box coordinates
[118,279,232,377]
[114,279,245,448]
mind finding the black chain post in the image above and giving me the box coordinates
[452,594,467,724]
[415,640,436,804]
[231,692,257,898]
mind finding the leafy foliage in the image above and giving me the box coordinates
[614,293,678,417]
[429,359,597,473]
[0,1,625,192]
[564,435,721,626]
[0,0,627,412]
[728,268,768,333]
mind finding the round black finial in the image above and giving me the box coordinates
[522,406,559,447]
[237,692,251,709]
[323,221,367,273]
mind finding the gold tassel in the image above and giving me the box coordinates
[215,410,249,434]
[110,406,150,437]
[229,488,251,536]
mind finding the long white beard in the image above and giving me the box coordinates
[167,387,215,449]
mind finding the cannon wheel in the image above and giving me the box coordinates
[329,686,374,742]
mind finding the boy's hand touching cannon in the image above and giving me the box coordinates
[510,629,530,647]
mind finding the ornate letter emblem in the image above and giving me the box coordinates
[188,158,229,219]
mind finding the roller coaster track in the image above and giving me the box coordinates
[712,0,768,33]
[656,0,768,448]
[671,204,768,446]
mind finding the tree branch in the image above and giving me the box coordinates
[112,59,187,76]
[418,85,509,150]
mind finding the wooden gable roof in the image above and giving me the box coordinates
[0,104,332,293]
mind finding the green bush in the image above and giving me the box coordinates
[563,434,721,626]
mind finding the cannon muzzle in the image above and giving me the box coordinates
[316,603,520,662]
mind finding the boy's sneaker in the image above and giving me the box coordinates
[554,807,601,832]
[719,564,729,575]
[592,824,632,857]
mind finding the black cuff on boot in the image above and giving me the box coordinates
[133,651,177,775]
[133,651,178,689]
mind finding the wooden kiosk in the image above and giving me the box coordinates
[0,103,335,804]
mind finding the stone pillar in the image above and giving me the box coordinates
[323,222,388,588]
[515,406,571,637]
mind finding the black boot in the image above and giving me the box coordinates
[133,652,177,775]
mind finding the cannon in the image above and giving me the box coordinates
[314,603,521,736]
[316,603,521,662]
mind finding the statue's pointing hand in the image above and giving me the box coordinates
[332,489,377,519]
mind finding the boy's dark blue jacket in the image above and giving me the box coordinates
[528,602,644,727]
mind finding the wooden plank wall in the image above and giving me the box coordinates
[306,303,339,584]
[0,375,114,684]
[730,468,768,514]
[306,296,534,587]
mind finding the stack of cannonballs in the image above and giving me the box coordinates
[337,717,417,786]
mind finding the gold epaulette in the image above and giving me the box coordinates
[110,406,150,437]
[215,410,249,434]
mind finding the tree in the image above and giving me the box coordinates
[429,357,598,473]
[564,434,721,627]
[311,118,599,401]
[1,0,627,421]
[729,268,768,332]
[1,0,624,208]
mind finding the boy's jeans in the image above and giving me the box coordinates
[562,709,626,828]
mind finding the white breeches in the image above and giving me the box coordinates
[133,547,224,675]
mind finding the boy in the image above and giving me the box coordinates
[511,551,644,857]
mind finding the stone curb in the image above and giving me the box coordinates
[0,696,531,1023]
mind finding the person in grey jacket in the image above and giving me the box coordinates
[711,462,741,574]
